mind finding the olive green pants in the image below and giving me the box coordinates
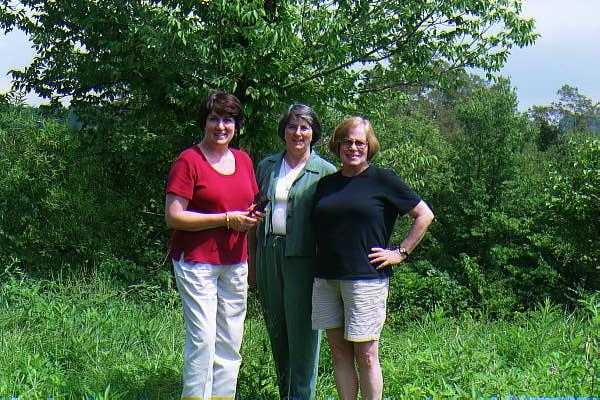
[256,235,320,400]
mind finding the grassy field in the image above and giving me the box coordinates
[0,270,598,399]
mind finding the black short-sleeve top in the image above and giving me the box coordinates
[312,166,421,280]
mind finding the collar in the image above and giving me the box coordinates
[267,150,320,173]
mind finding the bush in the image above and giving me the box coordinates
[388,260,471,324]
[536,134,600,292]
[0,103,170,273]
[373,81,600,316]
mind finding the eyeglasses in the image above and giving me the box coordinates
[340,139,368,150]
[207,116,236,126]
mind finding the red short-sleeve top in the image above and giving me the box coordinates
[166,146,258,265]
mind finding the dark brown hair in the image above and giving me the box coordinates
[198,91,245,131]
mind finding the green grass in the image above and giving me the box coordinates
[0,271,598,399]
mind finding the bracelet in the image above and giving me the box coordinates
[225,212,230,230]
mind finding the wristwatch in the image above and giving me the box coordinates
[393,246,409,260]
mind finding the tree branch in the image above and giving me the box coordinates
[353,80,419,95]
[282,8,437,90]
[354,62,466,95]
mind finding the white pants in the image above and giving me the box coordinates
[173,257,248,400]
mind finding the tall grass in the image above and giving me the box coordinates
[0,269,598,399]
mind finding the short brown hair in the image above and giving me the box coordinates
[329,116,380,160]
[277,103,322,145]
[198,91,244,131]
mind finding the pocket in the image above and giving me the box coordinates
[176,258,214,282]
[227,262,249,290]
[173,253,186,279]
[352,279,387,306]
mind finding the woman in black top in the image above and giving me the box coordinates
[311,116,434,400]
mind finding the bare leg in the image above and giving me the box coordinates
[354,340,383,400]
[326,328,358,400]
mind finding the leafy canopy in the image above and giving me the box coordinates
[1,0,537,147]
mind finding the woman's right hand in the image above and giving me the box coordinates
[227,211,259,232]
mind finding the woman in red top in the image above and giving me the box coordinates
[165,91,260,400]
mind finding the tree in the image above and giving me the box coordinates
[528,85,600,136]
[453,79,528,204]
[1,0,538,149]
[540,134,600,292]
[434,80,543,313]
[0,0,538,272]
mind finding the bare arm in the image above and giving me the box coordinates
[399,200,435,253]
[369,200,434,268]
[165,193,258,232]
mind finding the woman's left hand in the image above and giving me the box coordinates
[368,247,407,269]
[247,204,265,223]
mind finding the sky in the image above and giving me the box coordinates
[500,0,600,109]
[1,0,599,110]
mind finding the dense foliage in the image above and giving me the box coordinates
[0,0,538,169]
[366,80,600,317]
[2,78,599,318]
[0,102,167,274]
[1,0,597,316]
[1,0,537,133]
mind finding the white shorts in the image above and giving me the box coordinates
[311,277,389,342]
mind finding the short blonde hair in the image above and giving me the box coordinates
[329,116,380,161]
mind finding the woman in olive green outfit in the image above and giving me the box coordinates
[250,104,336,400]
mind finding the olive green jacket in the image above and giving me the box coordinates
[256,151,336,257]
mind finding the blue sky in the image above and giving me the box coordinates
[500,0,600,109]
[1,0,599,110]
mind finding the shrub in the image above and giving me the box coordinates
[536,134,600,292]
[388,260,471,324]
[0,103,170,273]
